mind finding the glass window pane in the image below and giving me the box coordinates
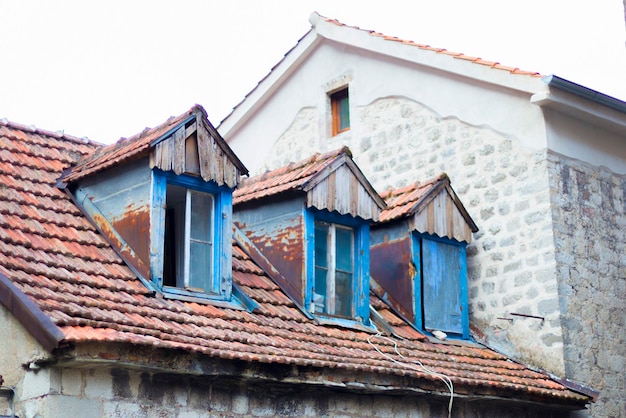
[187,190,214,292]
[334,270,352,317]
[314,267,327,313]
[315,222,328,268]
[189,240,212,290]
[339,95,350,131]
[190,192,213,242]
[335,227,353,272]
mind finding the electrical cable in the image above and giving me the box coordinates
[367,333,454,418]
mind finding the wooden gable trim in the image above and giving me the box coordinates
[149,109,248,188]
[410,179,478,243]
[301,150,385,221]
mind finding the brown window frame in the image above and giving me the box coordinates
[330,88,350,136]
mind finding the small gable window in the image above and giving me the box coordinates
[330,88,350,136]
[313,221,354,317]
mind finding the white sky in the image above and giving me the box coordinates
[1,1,625,144]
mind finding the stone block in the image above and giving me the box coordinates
[61,368,83,396]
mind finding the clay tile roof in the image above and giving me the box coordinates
[0,120,590,407]
[322,14,542,77]
[233,146,351,205]
[379,173,448,222]
[63,106,201,183]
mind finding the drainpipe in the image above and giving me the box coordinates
[0,385,17,418]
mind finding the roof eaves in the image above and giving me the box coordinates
[531,76,626,135]
[0,271,65,352]
[312,12,544,94]
[218,28,321,138]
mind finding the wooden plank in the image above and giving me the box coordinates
[173,126,185,175]
[196,123,212,182]
[185,133,200,175]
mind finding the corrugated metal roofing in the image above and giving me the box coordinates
[0,118,590,406]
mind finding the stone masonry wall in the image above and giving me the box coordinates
[16,366,576,418]
[266,97,566,376]
[548,152,626,418]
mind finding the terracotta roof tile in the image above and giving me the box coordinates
[234,147,351,205]
[0,120,590,407]
[323,15,541,77]
[379,174,447,222]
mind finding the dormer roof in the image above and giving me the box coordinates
[65,104,247,187]
[379,173,478,243]
[234,146,385,221]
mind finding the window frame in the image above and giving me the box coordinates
[330,88,350,136]
[304,208,370,325]
[151,169,232,301]
[411,232,470,339]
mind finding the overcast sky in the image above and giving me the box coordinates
[1,1,625,144]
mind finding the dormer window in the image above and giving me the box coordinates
[64,105,248,306]
[330,88,350,136]
[233,147,385,328]
[371,174,478,340]
[154,171,232,300]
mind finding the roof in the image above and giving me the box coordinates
[219,12,544,136]
[319,14,541,77]
[234,146,386,219]
[379,173,478,233]
[0,119,591,407]
[65,104,247,183]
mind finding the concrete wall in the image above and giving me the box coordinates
[548,151,626,418]
[10,365,577,418]
[0,305,52,417]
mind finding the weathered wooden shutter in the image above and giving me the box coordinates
[422,238,462,334]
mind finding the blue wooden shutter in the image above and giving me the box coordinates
[422,238,462,334]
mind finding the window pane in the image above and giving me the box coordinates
[314,222,329,312]
[335,227,353,272]
[334,270,352,317]
[189,240,212,290]
[314,267,327,313]
[338,94,350,131]
[314,223,328,268]
[190,192,213,241]
[188,191,214,292]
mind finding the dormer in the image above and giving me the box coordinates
[233,147,385,326]
[62,105,248,304]
[370,174,478,339]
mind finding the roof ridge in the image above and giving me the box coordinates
[317,13,542,77]
[0,118,102,147]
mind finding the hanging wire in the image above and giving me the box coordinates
[367,333,454,418]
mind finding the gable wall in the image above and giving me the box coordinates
[224,38,626,416]
[225,42,566,376]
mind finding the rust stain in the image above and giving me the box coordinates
[370,237,414,320]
